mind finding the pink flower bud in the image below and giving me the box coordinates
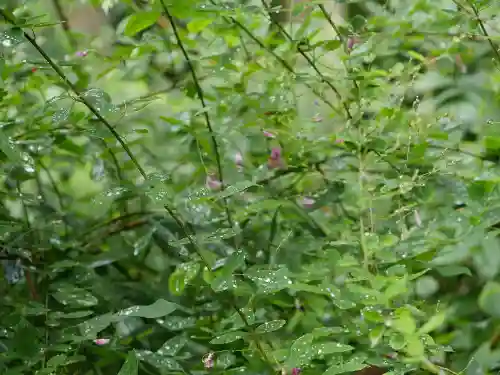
[268,147,284,169]
[94,338,110,345]
[202,352,215,369]
[299,197,315,208]
[263,130,275,138]
[335,138,344,144]
[206,174,222,190]
[347,37,359,52]
[291,368,302,375]
[76,50,88,57]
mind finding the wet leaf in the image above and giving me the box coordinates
[79,313,115,339]
[246,266,292,294]
[284,333,314,369]
[313,342,354,356]
[0,134,23,163]
[157,335,187,356]
[118,351,139,375]
[52,108,71,125]
[322,361,366,375]
[169,262,200,295]
[117,299,178,319]
[210,331,245,344]
[158,316,196,331]
[255,319,286,333]
[51,285,98,307]
[134,350,181,370]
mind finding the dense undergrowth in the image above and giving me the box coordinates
[2,0,500,374]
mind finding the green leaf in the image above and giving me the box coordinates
[157,336,187,356]
[52,285,98,307]
[255,320,286,333]
[0,134,23,163]
[392,309,416,335]
[284,333,315,369]
[323,40,341,51]
[123,12,161,37]
[169,262,200,295]
[479,282,500,317]
[116,299,178,319]
[405,335,425,358]
[419,311,447,334]
[436,265,472,277]
[313,342,354,355]
[369,326,385,347]
[322,361,366,375]
[158,316,196,331]
[187,18,214,33]
[135,350,181,370]
[246,266,292,294]
[210,331,245,344]
[79,314,115,339]
[118,352,139,375]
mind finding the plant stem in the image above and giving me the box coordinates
[464,0,500,66]
[163,205,276,368]
[0,9,147,180]
[159,0,236,240]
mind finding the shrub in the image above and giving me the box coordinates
[1,1,500,374]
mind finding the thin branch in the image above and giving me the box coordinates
[207,0,339,113]
[0,9,147,179]
[317,4,360,99]
[159,0,235,234]
[50,0,76,48]
[260,0,352,120]
[464,0,500,65]
[38,159,69,236]
[162,204,276,369]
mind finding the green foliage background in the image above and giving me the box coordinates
[2,0,500,374]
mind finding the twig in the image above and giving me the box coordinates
[0,9,147,179]
[464,0,500,65]
[260,0,352,120]
[50,0,76,48]
[207,0,339,113]
[162,205,276,369]
[159,0,235,235]
[38,159,69,236]
[317,4,360,100]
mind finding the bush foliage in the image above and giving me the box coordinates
[2,0,500,374]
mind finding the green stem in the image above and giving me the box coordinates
[159,0,236,241]
[0,9,147,179]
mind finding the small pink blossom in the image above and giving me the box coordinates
[234,152,243,166]
[94,338,110,345]
[206,174,222,191]
[263,130,275,138]
[347,37,359,52]
[299,197,315,208]
[76,50,88,57]
[268,147,284,169]
[335,138,344,144]
[202,352,215,369]
[291,368,301,375]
